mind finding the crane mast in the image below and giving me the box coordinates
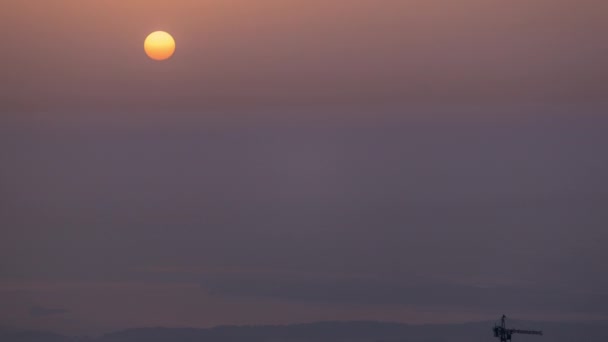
[493,315,542,342]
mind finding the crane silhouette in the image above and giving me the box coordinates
[493,315,543,342]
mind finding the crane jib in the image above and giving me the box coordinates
[509,329,543,335]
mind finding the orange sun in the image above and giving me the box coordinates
[144,31,175,61]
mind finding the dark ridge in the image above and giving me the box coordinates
[4,320,608,342]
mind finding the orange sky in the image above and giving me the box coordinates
[2,0,607,115]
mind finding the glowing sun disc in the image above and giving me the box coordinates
[144,31,175,61]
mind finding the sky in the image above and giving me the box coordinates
[1,0,608,336]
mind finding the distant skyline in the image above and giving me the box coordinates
[1,0,607,335]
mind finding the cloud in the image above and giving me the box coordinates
[200,271,608,315]
[29,306,70,317]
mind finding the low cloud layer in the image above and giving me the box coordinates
[200,271,608,315]
[29,306,70,317]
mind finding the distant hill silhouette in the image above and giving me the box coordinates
[3,320,608,342]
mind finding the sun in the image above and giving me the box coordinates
[144,31,176,61]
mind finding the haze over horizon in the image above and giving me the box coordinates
[1,0,607,336]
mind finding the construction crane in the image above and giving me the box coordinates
[493,315,543,342]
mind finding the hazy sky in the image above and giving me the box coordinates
[1,0,607,335]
